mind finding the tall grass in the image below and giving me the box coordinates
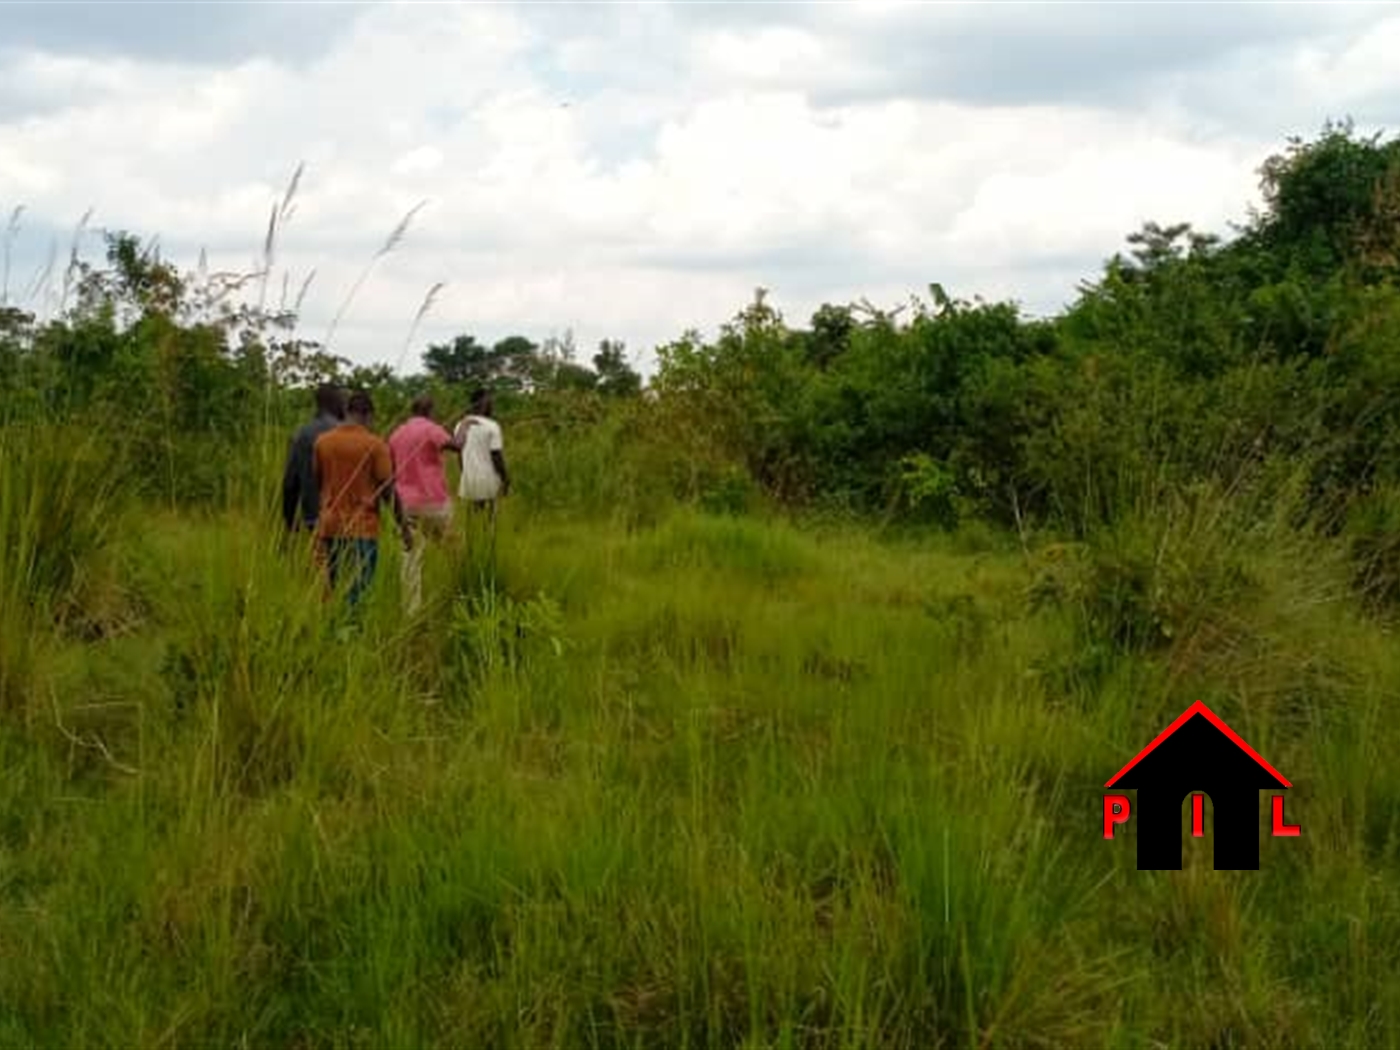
[3,420,1400,1046]
[0,423,129,717]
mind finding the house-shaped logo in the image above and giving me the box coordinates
[1103,701,1299,870]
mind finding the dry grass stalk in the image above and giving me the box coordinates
[294,269,317,315]
[59,207,94,316]
[397,281,446,371]
[259,161,305,313]
[27,237,57,316]
[2,204,24,308]
[323,199,428,354]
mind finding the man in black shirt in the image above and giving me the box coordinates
[282,383,346,533]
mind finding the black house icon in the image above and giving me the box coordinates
[1106,701,1291,870]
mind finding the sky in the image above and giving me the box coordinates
[1,1,1398,377]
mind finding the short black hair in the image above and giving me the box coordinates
[347,390,374,417]
[411,394,434,417]
[315,383,345,418]
[470,387,490,410]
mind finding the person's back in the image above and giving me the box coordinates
[389,397,458,614]
[388,413,453,512]
[282,384,345,532]
[311,391,406,612]
[315,422,393,540]
[456,413,505,503]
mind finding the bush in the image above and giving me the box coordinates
[0,423,132,716]
[1345,485,1400,614]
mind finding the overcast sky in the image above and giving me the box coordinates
[1,1,1398,376]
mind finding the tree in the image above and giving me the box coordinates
[346,363,396,390]
[802,303,854,369]
[422,333,491,386]
[1256,119,1400,279]
[492,334,542,393]
[548,361,600,393]
[266,338,348,388]
[594,339,640,397]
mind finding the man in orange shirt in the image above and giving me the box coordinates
[312,389,412,609]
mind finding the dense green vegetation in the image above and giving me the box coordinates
[3,122,1400,1046]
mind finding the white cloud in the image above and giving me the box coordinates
[391,147,444,178]
[941,118,1262,262]
[0,2,1397,377]
[695,26,831,83]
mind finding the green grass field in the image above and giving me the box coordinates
[3,425,1400,1048]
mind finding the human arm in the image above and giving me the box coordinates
[391,489,412,551]
[281,435,301,530]
[451,416,474,450]
[491,450,510,496]
[489,425,509,496]
[374,442,412,551]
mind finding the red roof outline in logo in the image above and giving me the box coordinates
[1104,700,1291,789]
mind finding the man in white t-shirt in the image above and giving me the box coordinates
[454,388,510,518]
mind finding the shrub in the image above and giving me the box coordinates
[1345,485,1400,614]
[0,423,130,715]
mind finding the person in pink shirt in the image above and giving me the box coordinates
[388,395,461,613]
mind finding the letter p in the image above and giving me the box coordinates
[1103,794,1131,839]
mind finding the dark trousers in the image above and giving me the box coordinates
[321,537,379,608]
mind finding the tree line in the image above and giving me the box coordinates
[2,120,1398,574]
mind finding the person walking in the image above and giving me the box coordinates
[281,383,345,534]
[454,387,510,524]
[388,394,461,614]
[312,390,411,611]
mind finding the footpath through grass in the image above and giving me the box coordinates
[3,496,1400,1047]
